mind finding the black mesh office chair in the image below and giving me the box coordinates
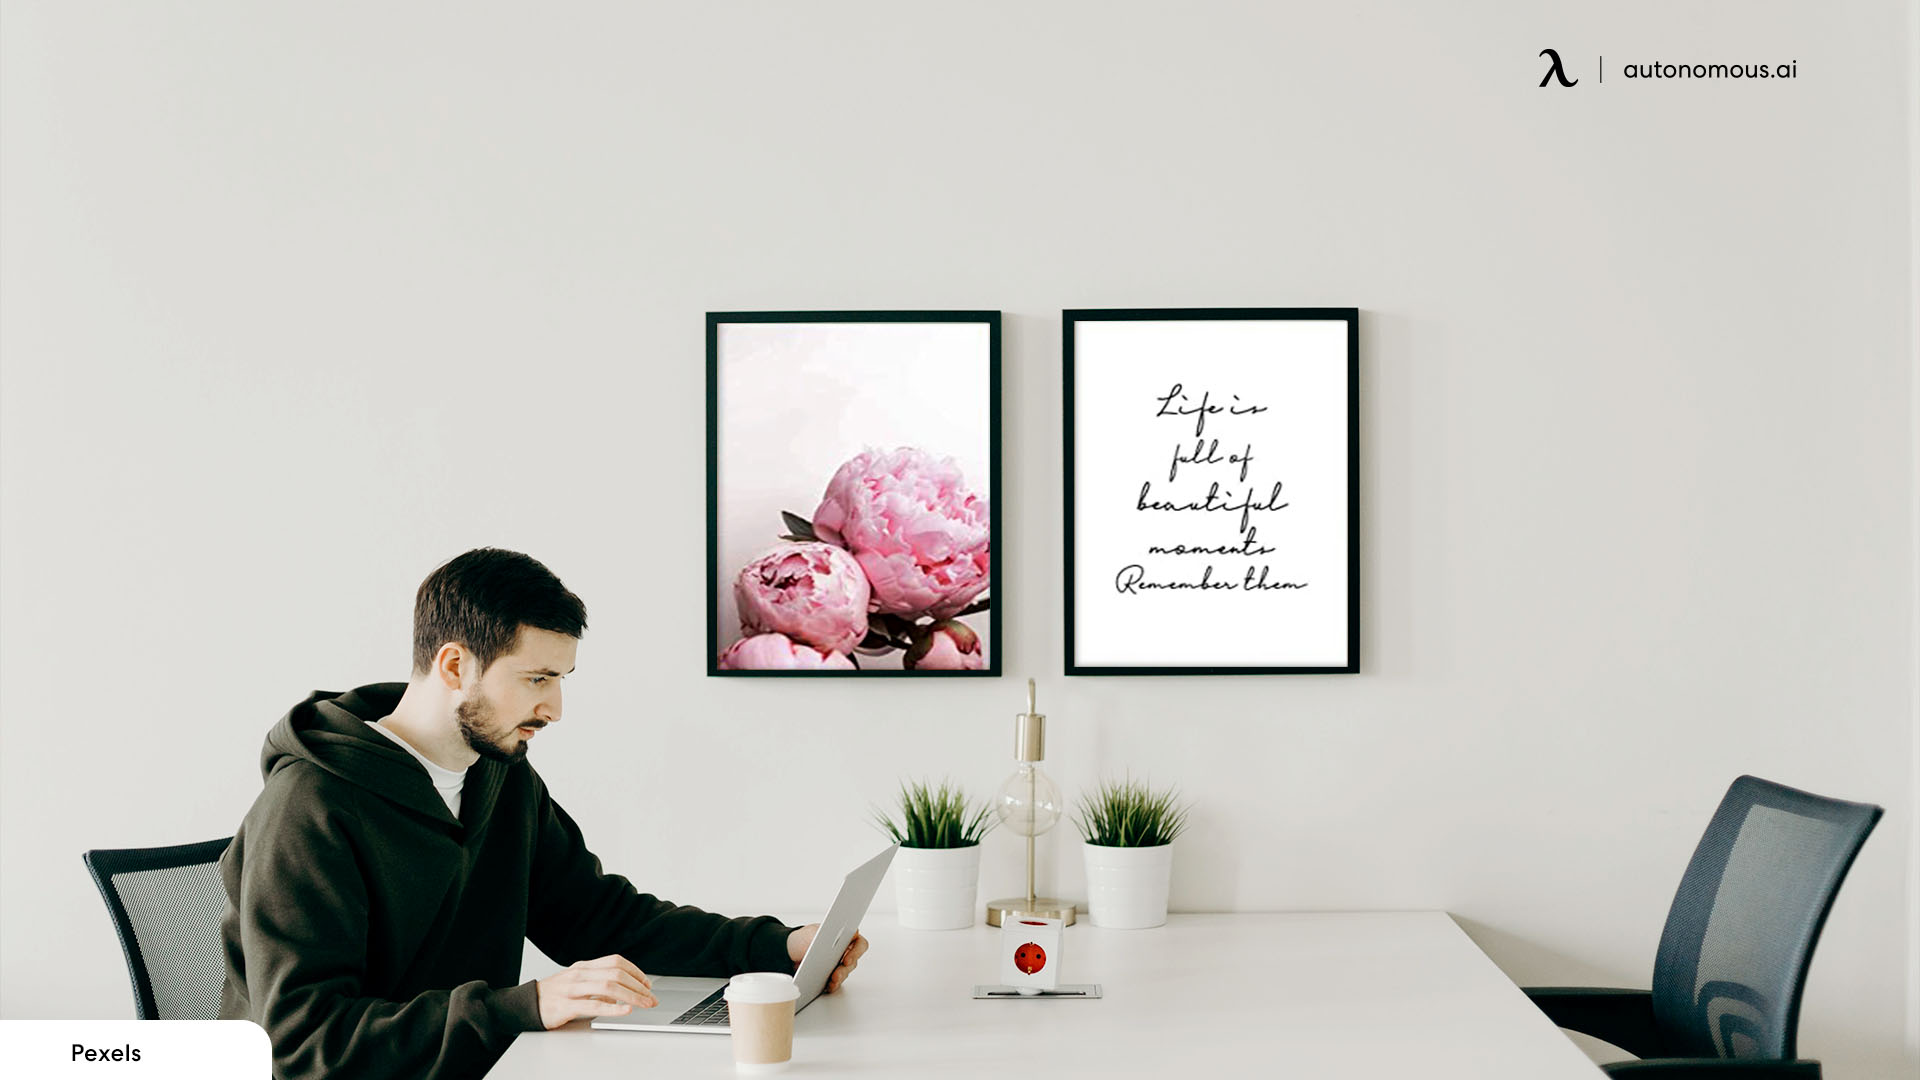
[1526,776,1881,1078]
[82,838,233,1020]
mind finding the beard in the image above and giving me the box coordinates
[456,690,534,764]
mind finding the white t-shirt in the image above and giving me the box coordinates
[367,720,466,819]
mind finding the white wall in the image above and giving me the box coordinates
[2,2,1913,1076]
[1905,0,1920,1065]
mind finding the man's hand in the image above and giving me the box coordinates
[535,955,657,1029]
[786,925,868,993]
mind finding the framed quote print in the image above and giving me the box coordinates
[708,311,1001,676]
[1063,308,1358,675]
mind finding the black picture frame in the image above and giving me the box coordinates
[708,310,1002,677]
[1063,308,1359,676]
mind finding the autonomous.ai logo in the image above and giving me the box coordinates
[1538,48,1577,87]
[1536,48,1799,88]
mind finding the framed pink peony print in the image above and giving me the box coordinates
[707,311,1001,676]
[1064,309,1359,675]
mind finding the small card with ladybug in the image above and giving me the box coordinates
[999,915,1064,993]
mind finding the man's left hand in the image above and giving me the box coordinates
[786,925,868,992]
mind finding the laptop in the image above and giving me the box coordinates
[590,844,897,1034]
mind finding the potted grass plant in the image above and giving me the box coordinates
[873,779,997,930]
[1074,775,1192,929]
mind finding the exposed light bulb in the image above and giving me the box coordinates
[995,762,1061,838]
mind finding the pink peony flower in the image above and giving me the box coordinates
[903,620,984,671]
[718,632,857,671]
[734,543,870,654]
[812,447,990,619]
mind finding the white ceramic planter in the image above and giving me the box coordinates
[1082,842,1175,929]
[892,844,983,930]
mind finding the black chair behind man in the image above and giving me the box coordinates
[83,837,233,1020]
[1527,775,1882,1078]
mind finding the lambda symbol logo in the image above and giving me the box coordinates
[1539,48,1578,87]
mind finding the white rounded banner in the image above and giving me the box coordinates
[0,1021,269,1079]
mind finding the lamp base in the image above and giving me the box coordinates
[984,897,1077,927]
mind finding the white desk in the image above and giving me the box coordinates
[491,912,1602,1078]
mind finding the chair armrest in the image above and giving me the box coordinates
[1602,1059,1820,1078]
[1524,987,1662,1058]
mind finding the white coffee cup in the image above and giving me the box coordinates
[723,972,799,1073]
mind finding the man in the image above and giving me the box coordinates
[220,548,867,1079]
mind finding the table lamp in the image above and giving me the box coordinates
[985,679,1076,927]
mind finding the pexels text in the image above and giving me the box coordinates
[72,1043,141,1062]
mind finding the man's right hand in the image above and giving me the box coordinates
[535,955,657,1029]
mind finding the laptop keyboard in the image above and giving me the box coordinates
[669,988,730,1027]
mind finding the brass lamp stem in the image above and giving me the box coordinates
[1026,778,1037,908]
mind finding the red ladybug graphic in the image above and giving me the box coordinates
[1014,942,1047,975]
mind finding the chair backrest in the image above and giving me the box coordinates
[1650,776,1881,1061]
[82,838,233,1020]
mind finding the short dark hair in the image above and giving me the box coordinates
[412,549,588,676]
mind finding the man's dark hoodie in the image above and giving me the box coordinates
[219,684,796,1079]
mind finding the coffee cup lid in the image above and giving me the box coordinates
[724,972,799,1005]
